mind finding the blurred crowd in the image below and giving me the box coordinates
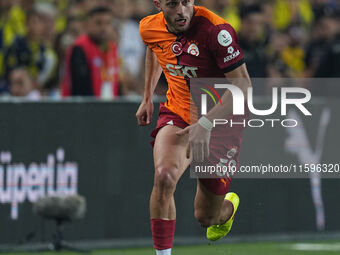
[0,0,339,100]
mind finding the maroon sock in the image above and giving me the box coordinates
[151,219,176,250]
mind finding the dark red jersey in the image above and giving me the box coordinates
[140,6,244,124]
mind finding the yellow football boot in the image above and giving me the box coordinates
[206,192,240,241]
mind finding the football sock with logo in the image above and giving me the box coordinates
[151,219,176,255]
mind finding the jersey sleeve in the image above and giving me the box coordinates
[139,16,155,48]
[139,18,149,46]
[209,23,245,73]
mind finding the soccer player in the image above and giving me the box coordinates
[136,1,251,254]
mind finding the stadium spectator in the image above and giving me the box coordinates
[19,0,34,12]
[220,0,242,32]
[304,10,339,77]
[66,0,88,18]
[53,15,85,97]
[238,5,268,81]
[62,6,119,98]
[56,16,85,69]
[34,2,58,46]
[198,0,218,12]
[261,0,275,31]
[0,0,26,40]
[272,0,314,31]
[54,0,69,34]
[133,0,156,20]
[311,0,338,19]
[111,0,145,96]
[0,0,26,94]
[0,0,339,99]
[84,0,110,11]
[267,32,292,78]
[4,8,58,92]
[8,67,41,100]
[267,31,306,78]
[315,12,340,77]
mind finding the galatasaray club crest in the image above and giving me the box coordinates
[187,43,199,56]
[172,41,183,56]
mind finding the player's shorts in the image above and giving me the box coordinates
[151,103,247,196]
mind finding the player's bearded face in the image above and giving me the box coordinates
[160,0,194,33]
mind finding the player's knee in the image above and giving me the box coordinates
[194,209,215,228]
[154,166,177,193]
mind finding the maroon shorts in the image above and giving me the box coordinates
[151,103,246,195]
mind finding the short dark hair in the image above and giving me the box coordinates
[240,5,262,20]
[87,6,112,18]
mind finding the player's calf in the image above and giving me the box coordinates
[194,199,234,227]
[151,166,180,255]
[194,210,216,228]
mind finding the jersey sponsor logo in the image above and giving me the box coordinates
[166,64,198,78]
[187,43,199,56]
[228,46,234,54]
[224,50,240,63]
[218,30,233,47]
[171,42,183,56]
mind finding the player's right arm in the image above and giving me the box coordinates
[136,47,162,126]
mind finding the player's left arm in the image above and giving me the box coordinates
[177,23,251,162]
[177,64,251,162]
[203,22,252,120]
[204,63,251,121]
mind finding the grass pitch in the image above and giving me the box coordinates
[4,241,340,255]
